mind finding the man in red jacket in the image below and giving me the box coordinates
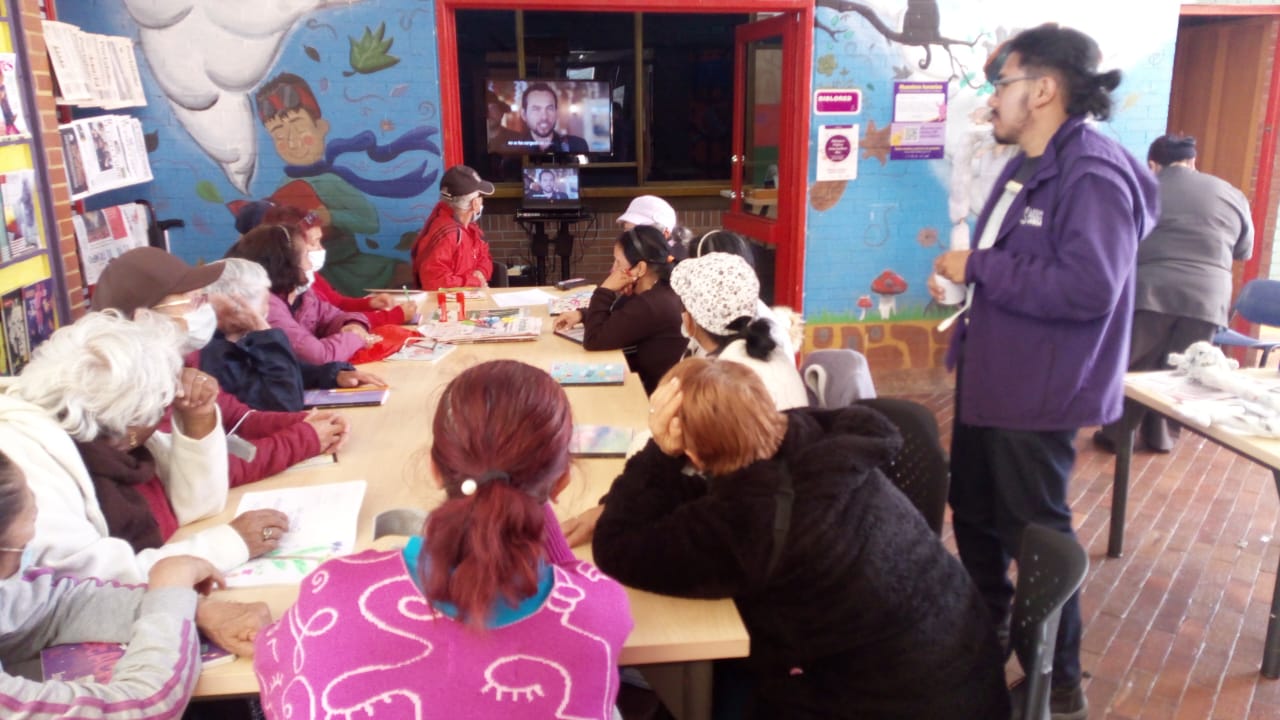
[412,165,506,290]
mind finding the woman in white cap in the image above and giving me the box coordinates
[617,194,677,238]
[670,252,807,410]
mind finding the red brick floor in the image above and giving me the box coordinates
[910,390,1280,720]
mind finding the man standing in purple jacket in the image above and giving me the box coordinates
[930,24,1158,720]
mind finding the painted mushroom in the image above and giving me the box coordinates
[856,295,873,321]
[871,270,908,320]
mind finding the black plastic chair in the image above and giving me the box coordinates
[1212,279,1280,366]
[855,397,949,536]
[1010,524,1089,720]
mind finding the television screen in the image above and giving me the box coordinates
[522,166,580,209]
[487,79,612,155]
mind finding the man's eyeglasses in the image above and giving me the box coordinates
[153,292,210,311]
[991,75,1040,93]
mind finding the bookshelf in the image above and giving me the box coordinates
[0,0,69,375]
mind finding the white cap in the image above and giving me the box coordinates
[670,252,759,336]
[617,195,676,232]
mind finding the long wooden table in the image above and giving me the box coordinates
[1108,369,1280,678]
[180,288,748,718]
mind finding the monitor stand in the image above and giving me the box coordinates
[526,220,573,286]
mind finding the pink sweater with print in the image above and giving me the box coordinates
[254,508,633,720]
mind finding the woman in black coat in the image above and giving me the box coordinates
[593,358,1010,719]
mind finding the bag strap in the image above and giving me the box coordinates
[766,461,795,579]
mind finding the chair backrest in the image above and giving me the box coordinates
[1010,524,1089,720]
[1233,279,1280,328]
[854,397,948,536]
[801,349,876,408]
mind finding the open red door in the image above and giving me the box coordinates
[723,11,808,308]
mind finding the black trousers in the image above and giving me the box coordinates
[949,418,1083,689]
[1100,309,1217,450]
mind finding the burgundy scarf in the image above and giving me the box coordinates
[74,439,164,552]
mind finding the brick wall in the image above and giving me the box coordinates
[18,0,85,318]
[476,194,732,282]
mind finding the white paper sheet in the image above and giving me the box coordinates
[223,480,366,587]
[491,288,558,307]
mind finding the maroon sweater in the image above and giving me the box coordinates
[581,283,686,395]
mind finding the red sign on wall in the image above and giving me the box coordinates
[814,89,861,115]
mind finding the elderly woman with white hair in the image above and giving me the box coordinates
[0,311,288,584]
[202,257,384,411]
[411,165,503,290]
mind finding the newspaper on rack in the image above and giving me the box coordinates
[417,315,543,344]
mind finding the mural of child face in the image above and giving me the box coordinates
[265,109,330,166]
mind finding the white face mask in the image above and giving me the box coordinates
[307,249,326,272]
[301,269,316,291]
[182,303,218,352]
[18,545,35,575]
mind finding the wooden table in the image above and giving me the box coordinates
[1109,369,1280,678]
[181,288,748,717]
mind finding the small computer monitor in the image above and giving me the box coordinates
[522,166,580,209]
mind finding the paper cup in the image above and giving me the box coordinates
[933,273,966,306]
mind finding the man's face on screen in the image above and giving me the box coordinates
[522,89,558,141]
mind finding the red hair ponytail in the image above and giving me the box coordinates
[421,360,573,627]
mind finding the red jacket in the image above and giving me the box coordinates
[312,275,407,326]
[411,203,493,290]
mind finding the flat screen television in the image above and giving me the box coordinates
[486,79,612,155]
[522,166,581,210]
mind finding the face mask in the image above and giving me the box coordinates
[301,269,316,291]
[18,545,34,575]
[307,249,326,272]
[473,205,484,222]
[182,303,217,352]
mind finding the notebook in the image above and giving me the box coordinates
[302,386,390,408]
[554,326,585,344]
[569,425,636,457]
[551,361,625,386]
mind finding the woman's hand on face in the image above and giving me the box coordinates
[210,295,269,335]
[561,504,604,547]
[304,410,350,454]
[648,377,685,457]
[600,267,635,294]
[147,555,226,594]
[553,310,583,332]
[230,509,291,558]
[195,600,271,657]
[173,368,220,438]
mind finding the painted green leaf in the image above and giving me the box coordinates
[348,22,400,75]
[196,180,222,204]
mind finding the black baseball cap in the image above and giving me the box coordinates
[440,165,495,199]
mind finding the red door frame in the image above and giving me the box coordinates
[434,0,814,307]
[1181,4,1280,301]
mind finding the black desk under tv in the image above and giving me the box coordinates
[514,208,592,286]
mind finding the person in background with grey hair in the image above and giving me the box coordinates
[0,449,272,719]
[1094,133,1254,454]
[0,311,288,586]
[412,165,507,290]
[202,258,384,412]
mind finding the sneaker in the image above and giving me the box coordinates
[1049,683,1088,720]
[1008,680,1088,720]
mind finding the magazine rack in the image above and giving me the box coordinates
[0,0,73,376]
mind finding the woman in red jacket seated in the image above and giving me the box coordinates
[412,165,502,291]
[260,205,419,326]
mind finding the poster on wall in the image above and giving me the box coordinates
[1,287,29,375]
[0,54,31,140]
[72,203,150,285]
[816,124,859,182]
[889,81,947,160]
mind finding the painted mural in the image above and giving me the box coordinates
[804,0,1183,367]
[60,1,443,297]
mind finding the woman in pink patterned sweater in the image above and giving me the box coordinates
[254,360,633,719]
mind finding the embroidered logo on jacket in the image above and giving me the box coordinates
[1020,207,1044,227]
